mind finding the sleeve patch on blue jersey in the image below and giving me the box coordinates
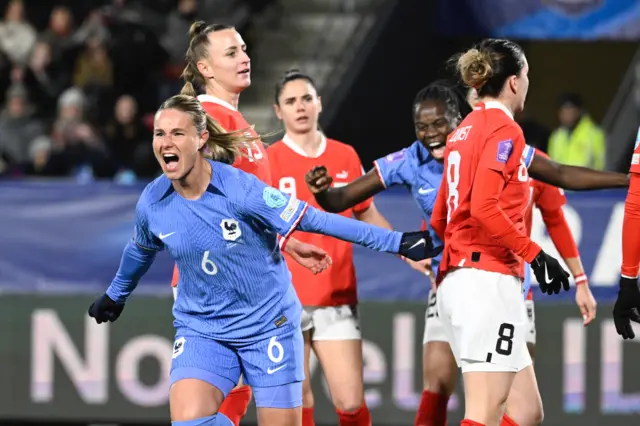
[496,139,513,163]
[280,197,300,222]
[384,150,405,163]
[263,187,287,208]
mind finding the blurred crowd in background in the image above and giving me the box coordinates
[0,0,608,183]
[0,0,273,181]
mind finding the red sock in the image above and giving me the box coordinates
[415,390,449,426]
[500,414,519,425]
[461,420,486,426]
[302,407,315,426]
[336,404,371,426]
[219,385,252,426]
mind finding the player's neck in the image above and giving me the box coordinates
[174,158,212,200]
[206,85,240,110]
[286,129,323,157]
[481,96,515,117]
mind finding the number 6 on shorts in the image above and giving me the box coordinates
[268,336,284,363]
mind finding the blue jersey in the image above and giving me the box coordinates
[374,141,444,274]
[106,160,403,343]
[126,162,306,342]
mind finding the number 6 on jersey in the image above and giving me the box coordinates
[201,251,218,275]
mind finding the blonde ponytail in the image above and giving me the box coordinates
[180,62,200,97]
[201,115,260,164]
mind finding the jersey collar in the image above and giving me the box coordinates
[197,94,237,112]
[282,133,327,158]
[481,101,514,121]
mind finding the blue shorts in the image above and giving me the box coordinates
[170,325,304,409]
[523,262,531,299]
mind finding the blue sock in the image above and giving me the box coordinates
[171,413,233,426]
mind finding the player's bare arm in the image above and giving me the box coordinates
[305,166,384,213]
[539,205,597,324]
[529,153,629,190]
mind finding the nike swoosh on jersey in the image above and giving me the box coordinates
[418,187,435,195]
[267,364,286,375]
[159,232,176,240]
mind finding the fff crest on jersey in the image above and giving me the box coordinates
[263,187,287,208]
[220,219,241,241]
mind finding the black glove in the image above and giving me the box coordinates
[399,231,443,262]
[530,250,570,295]
[613,276,640,340]
[88,293,125,324]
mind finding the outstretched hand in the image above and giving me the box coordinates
[285,238,332,275]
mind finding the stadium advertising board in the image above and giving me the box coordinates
[0,295,639,425]
[0,182,630,302]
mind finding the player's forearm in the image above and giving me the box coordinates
[313,189,349,213]
[298,206,402,253]
[529,154,629,190]
[313,172,383,213]
[542,208,579,260]
[563,257,587,285]
[470,169,540,262]
[106,240,156,303]
[621,174,640,279]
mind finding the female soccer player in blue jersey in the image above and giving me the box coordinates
[88,94,440,426]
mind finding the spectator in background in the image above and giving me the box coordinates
[40,6,75,65]
[548,93,606,170]
[162,0,199,66]
[23,40,70,120]
[0,0,37,67]
[45,87,114,179]
[23,135,52,175]
[104,94,156,180]
[73,38,114,121]
[0,84,45,173]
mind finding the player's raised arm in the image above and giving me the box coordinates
[89,199,162,323]
[528,152,628,190]
[305,166,384,213]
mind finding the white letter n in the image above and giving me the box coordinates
[30,310,108,404]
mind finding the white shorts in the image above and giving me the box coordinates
[301,305,362,341]
[436,268,532,374]
[423,289,449,344]
[525,299,536,345]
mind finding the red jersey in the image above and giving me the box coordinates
[431,101,540,280]
[171,95,272,288]
[198,94,272,186]
[524,179,566,236]
[268,134,372,306]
